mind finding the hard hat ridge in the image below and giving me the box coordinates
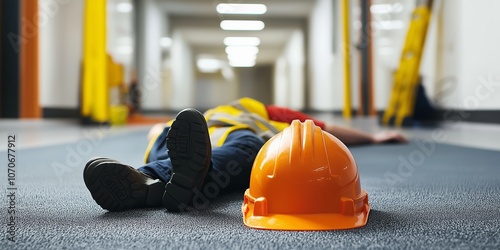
[242,120,370,230]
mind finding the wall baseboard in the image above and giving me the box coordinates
[41,107,500,124]
[43,108,79,118]
[374,109,500,125]
[305,109,500,125]
[434,110,500,124]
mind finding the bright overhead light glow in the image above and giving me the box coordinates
[229,60,256,67]
[370,3,403,14]
[220,20,265,31]
[227,53,257,62]
[197,58,222,73]
[224,37,261,46]
[160,37,172,48]
[116,3,133,13]
[216,4,267,15]
[225,46,259,55]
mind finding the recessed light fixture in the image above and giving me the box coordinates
[224,37,261,46]
[220,20,265,31]
[116,3,133,13]
[229,60,256,67]
[370,3,403,14]
[225,46,259,55]
[216,4,267,15]
[160,37,172,48]
[227,53,257,62]
[197,58,222,73]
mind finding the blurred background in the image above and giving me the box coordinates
[0,0,499,125]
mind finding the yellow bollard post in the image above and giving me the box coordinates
[81,0,109,123]
[342,0,352,119]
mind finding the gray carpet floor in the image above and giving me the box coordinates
[1,128,500,249]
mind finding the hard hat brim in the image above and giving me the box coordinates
[242,192,370,231]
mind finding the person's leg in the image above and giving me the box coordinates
[137,124,172,183]
[139,129,264,211]
[161,108,212,212]
[83,109,211,212]
[83,124,173,211]
[145,126,170,164]
[83,110,264,212]
[205,130,264,191]
[83,157,165,211]
[187,130,264,210]
[138,158,173,183]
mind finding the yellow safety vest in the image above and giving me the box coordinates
[204,97,289,147]
[144,97,289,163]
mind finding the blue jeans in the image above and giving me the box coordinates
[138,128,265,192]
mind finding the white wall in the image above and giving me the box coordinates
[135,0,166,110]
[371,0,500,111]
[107,0,134,85]
[274,57,288,106]
[308,0,338,111]
[40,0,84,108]
[308,0,361,111]
[38,0,500,113]
[168,30,195,110]
[438,0,500,110]
[273,29,305,110]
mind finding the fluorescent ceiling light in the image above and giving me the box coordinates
[160,37,172,48]
[225,46,259,55]
[227,53,257,62]
[117,3,133,13]
[229,60,256,68]
[197,58,222,73]
[370,3,403,14]
[220,20,265,31]
[216,4,267,15]
[224,37,261,46]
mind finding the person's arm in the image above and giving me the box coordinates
[266,105,326,128]
[265,105,407,145]
[324,124,407,145]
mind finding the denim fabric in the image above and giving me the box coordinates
[138,128,264,192]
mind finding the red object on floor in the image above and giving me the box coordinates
[127,114,171,125]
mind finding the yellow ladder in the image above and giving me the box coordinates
[382,0,433,126]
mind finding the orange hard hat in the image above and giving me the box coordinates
[242,120,370,230]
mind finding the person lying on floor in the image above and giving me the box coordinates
[83,97,406,212]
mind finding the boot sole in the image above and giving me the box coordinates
[84,159,164,211]
[163,108,211,212]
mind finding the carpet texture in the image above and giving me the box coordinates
[1,129,499,249]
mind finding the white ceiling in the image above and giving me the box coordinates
[155,0,318,64]
[156,0,316,18]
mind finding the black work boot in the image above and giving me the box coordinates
[162,108,212,212]
[84,157,165,211]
